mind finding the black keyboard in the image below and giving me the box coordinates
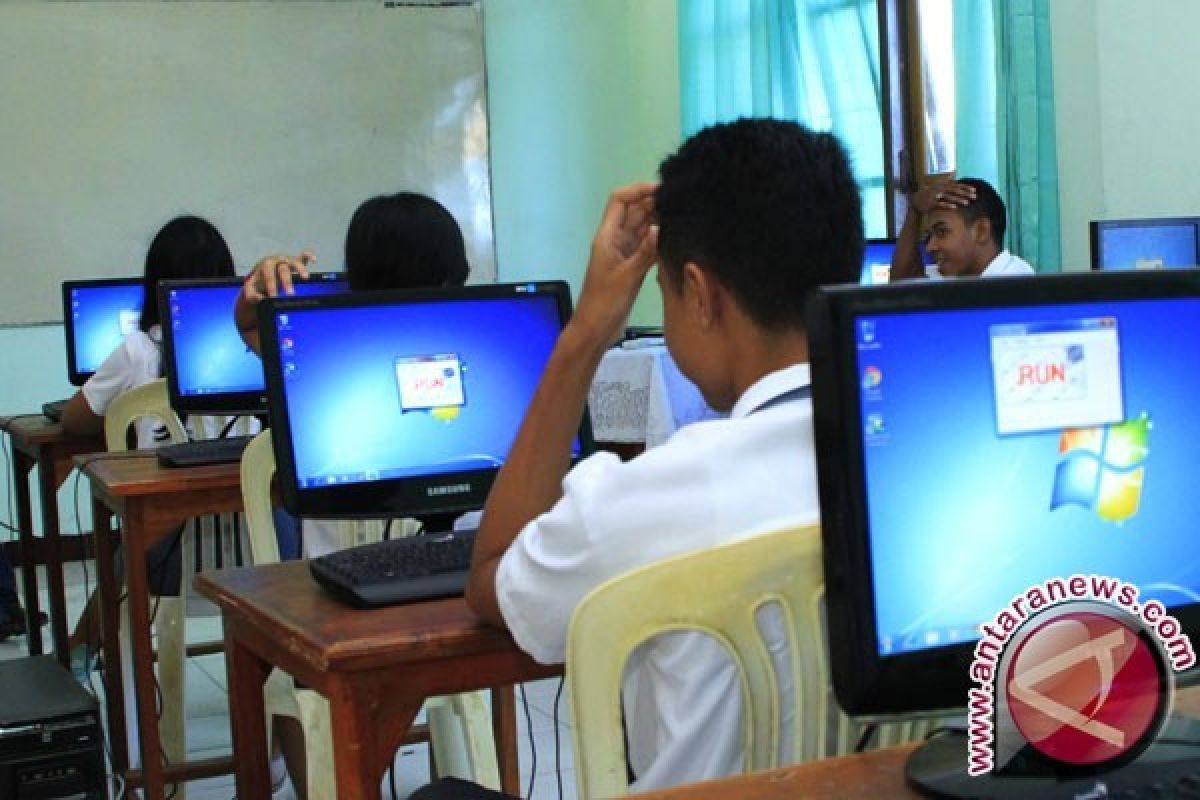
[42,398,69,422]
[156,435,255,468]
[310,530,476,608]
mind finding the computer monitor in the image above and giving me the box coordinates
[1090,217,1200,270]
[860,238,935,285]
[806,271,1200,720]
[61,277,145,385]
[258,281,593,521]
[159,273,348,414]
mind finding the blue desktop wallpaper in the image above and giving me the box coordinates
[860,241,934,285]
[861,241,898,285]
[273,295,570,486]
[1099,224,1199,269]
[168,280,346,396]
[70,284,145,376]
[857,298,1200,655]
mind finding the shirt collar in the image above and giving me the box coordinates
[730,363,812,419]
[980,250,1013,276]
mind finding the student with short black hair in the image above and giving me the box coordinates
[890,176,1034,279]
[422,118,863,797]
[233,191,470,353]
[60,215,248,672]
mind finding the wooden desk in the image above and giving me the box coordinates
[632,744,921,799]
[0,414,104,663]
[196,560,560,800]
[632,691,1200,799]
[79,453,243,800]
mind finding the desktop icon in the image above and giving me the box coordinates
[1051,413,1150,522]
[864,413,886,436]
[862,366,883,391]
[860,320,876,344]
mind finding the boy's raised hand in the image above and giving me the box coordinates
[571,182,659,346]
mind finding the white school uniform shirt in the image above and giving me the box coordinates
[495,364,819,791]
[81,326,170,449]
[926,249,1036,279]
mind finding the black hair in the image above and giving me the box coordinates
[344,192,470,292]
[140,215,235,331]
[955,177,1006,247]
[655,118,863,330]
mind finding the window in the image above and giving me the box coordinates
[679,0,972,237]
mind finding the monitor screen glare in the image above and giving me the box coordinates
[859,297,1200,659]
[271,289,579,492]
[809,272,1200,716]
[1093,219,1200,270]
[68,281,145,381]
[165,276,347,401]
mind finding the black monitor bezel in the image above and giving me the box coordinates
[61,276,145,386]
[159,273,347,415]
[258,280,595,519]
[806,269,1200,716]
[1089,216,1200,271]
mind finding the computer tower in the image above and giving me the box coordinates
[0,655,106,799]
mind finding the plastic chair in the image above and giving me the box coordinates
[239,430,501,798]
[566,523,938,798]
[103,378,191,796]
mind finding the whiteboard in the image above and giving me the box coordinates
[0,0,494,325]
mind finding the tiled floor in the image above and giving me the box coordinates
[2,559,578,800]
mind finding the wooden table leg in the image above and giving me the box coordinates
[37,449,70,667]
[328,676,425,800]
[12,450,43,656]
[124,507,167,800]
[92,499,128,774]
[225,630,272,800]
[493,685,519,794]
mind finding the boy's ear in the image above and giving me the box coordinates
[682,262,721,330]
[971,216,993,247]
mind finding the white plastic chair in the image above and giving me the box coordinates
[566,524,939,798]
[239,430,501,798]
[103,378,191,797]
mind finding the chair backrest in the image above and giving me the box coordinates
[240,430,417,566]
[240,429,282,565]
[103,378,188,452]
[568,523,932,798]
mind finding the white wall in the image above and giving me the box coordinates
[1051,0,1200,269]
[0,0,683,531]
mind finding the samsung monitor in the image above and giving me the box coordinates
[1090,217,1200,271]
[258,281,593,522]
[860,238,935,285]
[61,277,146,385]
[806,271,1200,720]
[160,273,348,414]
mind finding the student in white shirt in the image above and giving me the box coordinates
[231,192,472,798]
[890,176,1035,280]
[408,119,864,799]
[60,216,239,663]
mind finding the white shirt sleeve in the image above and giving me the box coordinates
[80,338,138,416]
[494,451,624,665]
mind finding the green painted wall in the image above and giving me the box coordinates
[485,0,679,326]
[1050,0,1200,270]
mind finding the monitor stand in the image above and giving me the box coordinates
[414,512,464,536]
[906,714,1200,798]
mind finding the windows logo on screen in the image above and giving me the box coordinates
[1050,413,1150,522]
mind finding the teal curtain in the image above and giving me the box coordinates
[991,0,1062,271]
[678,0,888,238]
[951,0,998,188]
